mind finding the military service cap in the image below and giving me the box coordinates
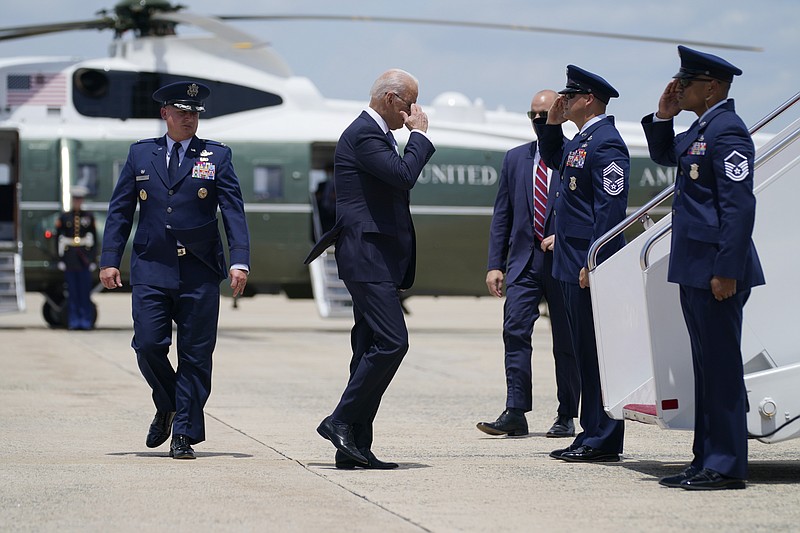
[70,185,89,198]
[559,65,619,104]
[152,81,210,112]
[673,45,742,83]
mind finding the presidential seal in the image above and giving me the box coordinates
[139,189,147,201]
[198,187,208,199]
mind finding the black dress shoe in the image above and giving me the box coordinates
[169,434,195,460]
[559,445,620,463]
[659,465,700,488]
[476,409,528,436]
[317,416,368,465]
[335,450,399,470]
[146,410,176,448]
[681,468,746,490]
[546,415,575,438]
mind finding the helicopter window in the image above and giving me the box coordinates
[76,164,98,198]
[72,70,283,119]
[253,165,284,201]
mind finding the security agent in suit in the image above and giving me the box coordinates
[642,46,764,490]
[476,90,580,438]
[534,65,629,463]
[99,81,250,460]
[304,69,435,469]
[55,185,97,330]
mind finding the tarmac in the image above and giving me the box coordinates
[2,291,800,532]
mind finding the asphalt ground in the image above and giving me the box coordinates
[2,292,799,532]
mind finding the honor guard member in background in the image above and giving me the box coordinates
[535,65,629,463]
[99,81,250,460]
[477,89,580,438]
[305,69,435,469]
[55,185,97,330]
[642,46,764,490]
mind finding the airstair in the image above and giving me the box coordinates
[0,244,25,314]
[0,129,24,315]
[307,191,353,318]
[588,91,800,444]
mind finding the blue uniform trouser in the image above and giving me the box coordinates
[561,281,624,453]
[332,280,408,451]
[65,269,93,330]
[131,262,220,445]
[680,285,749,480]
[504,250,579,415]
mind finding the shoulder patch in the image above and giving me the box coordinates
[602,162,626,196]
[724,150,749,181]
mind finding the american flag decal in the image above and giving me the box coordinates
[6,73,67,107]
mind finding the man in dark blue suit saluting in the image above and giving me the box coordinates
[100,81,250,460]
[535,65,629,463]
[642,46,764,490]
[305,69,435,469]
[477,89,579,439]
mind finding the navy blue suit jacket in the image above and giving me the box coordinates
[487,141,560,284]
[101,135,250,288]
[304,111,435,290]
[536,117,630,284]
[642,100,764,289]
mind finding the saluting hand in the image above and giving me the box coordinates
[656,79,682,120]
[546,97,568,125]
[403,103,429,132]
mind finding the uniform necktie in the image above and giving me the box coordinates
[168,142,181,182]
[533,157,548,241]
[386,130,399,154]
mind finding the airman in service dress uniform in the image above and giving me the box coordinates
[642,46,764,490]
[100,81,250,460]
[535,65,629,463]
[55,185,97,330]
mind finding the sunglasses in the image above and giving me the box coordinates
[563,92,590,100]
[678,77,715,88]
[527,110,548,120]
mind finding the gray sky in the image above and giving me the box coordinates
[1,0,798,130]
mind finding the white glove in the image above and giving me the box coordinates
[57,261,66,271]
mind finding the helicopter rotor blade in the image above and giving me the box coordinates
[217,14,763,53]
[153,11,267,48]
[0,19,113,42]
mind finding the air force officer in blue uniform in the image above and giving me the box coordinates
[477,90,579,439]
[100,81,250,460]
[305,69,435,469]
[535,66,629,463]
[642,46,764,490]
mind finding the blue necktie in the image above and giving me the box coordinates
[386,130,398,154]
[168,142,181,183]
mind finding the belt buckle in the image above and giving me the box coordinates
[177,247,186,257]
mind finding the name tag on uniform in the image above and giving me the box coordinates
[136,175,150,181]
[566,148,586,168]
[192,161,216,180]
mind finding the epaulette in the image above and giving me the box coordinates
[134,138,159,145]
[203,139,227,148]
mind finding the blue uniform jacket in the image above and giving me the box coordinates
[487,141,560,285]
[304,111,435,290]
[535,117,630,284]
[641,100,765,289]
[100,135,250,289]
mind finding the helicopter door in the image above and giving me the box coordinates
[308,143,352,318]
[0,129,25,314]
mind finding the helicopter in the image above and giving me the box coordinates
[0,0,770,325]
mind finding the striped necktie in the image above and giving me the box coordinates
[533,157,548,241]
[386,130,399,154]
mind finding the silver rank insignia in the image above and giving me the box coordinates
[602,162,625,196]
[139,189,147,201]
[689,163,699,180]
[569,176,577,191]
[198,187,208,199]
[724,150,749,181]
